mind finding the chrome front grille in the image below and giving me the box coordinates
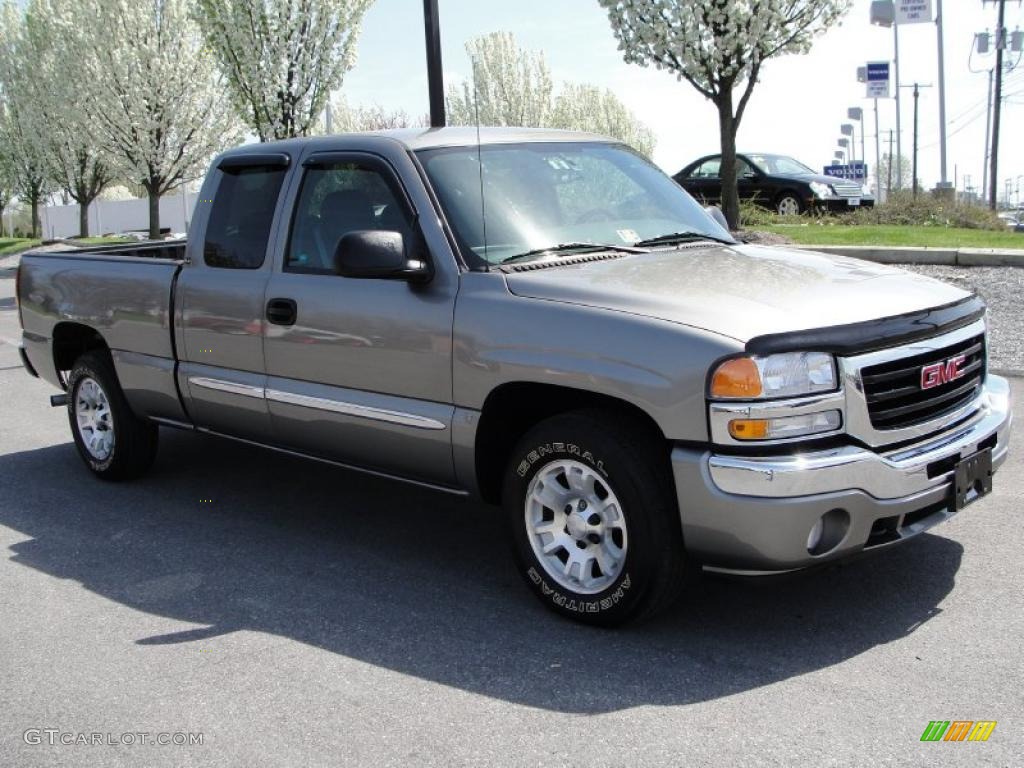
[830,181,863,198]
[840,319,988,448]
[860,333,986,429]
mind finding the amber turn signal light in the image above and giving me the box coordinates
[727,419,770,439]
[710,357,762,399]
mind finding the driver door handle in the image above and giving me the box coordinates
[266,298,297,326]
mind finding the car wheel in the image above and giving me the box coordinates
[502,409,687,626]
[776,193,803,216]
[67,350,158,480]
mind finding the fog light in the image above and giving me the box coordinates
[807,517,825,552]
[728,410,841,441]
[806,508,851,556]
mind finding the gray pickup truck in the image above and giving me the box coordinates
[15,128,1012,625]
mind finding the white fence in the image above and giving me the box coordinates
[38,190,199,239]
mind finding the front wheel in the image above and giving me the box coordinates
[502,410,687,626]
[67,350,158,480]
[776,193,803,216]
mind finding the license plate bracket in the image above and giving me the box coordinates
[952,448,993,511]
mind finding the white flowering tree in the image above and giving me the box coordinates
[195,0,373,141]
[599,0,850,227]
[446,32,555,128]
[21,0,111,237]
[0,1,53,238]
[320,97,427,133]
[551,83,655,157]
[446,32,656,156]
[53,0,242,239]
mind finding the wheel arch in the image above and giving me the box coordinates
[473,382,670,505]
[52,322,110,384]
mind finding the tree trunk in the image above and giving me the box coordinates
[716,90,739,231]
[79,204,90,238]
[31,199,41,239]
[147,187,160,240]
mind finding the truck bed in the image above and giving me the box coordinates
[18,240,187,393]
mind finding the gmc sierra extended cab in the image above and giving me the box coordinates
[16,128,1012,625]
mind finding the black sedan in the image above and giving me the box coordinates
[674,153,874,215]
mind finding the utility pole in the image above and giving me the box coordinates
[894,25,902,187]
[988,0,1007,210]
[902,83,932,197]
[423,0,445,128]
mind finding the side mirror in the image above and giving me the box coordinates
[333,230,432,284]
[705,206,730,231]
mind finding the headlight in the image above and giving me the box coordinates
[809,181,835,199]
[710,352,837,400]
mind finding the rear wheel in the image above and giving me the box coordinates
[502,410,687,626]
[67,350,158,480]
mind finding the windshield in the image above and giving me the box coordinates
[746,154,816,176]
[416,142,733,267]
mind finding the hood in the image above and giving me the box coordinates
[503,243,971,344]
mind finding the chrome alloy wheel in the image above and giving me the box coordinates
[777,196,801,216]
[524,460,628,594]
[75,377,115,461]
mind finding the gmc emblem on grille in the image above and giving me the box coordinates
[921,354,967,390]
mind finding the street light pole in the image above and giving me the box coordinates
[894,24,902,186]
[874,99,882,200]
[935,0,950,189]
[423,0,446,128]
[982,67,993,204]
[912,83,920,196]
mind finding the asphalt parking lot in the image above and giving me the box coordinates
[0,263,1022,767]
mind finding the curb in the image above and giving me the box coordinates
[792,244,1024,267]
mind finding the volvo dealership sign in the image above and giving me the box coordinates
[866,61,891,99]
[825,162,868,183]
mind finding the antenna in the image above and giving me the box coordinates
[471,56,488,262]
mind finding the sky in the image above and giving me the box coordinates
[342,0,1024,199]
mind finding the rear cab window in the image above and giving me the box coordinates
[204,161,289,269]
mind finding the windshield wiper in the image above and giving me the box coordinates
[634,231,734,247]
[499,242,644,265]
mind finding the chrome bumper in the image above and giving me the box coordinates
[708,375,1011,500]
[671,375,1011,571]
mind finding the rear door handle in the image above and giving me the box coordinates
[266,298,297,326]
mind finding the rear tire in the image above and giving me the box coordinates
[67,350,158,480]
[502,409,687,626]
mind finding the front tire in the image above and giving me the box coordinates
[502,410,687,626]
[776,193,803,216]
[67,350,158,480]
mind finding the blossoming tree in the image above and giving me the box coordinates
[0,1,52,238]
[52,0,241,239]
[195,0,373,141]
[22,0,111,237]
[599,0,850,227]
[446,32,656,157]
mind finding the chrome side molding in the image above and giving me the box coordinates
[188,377,266,399]
[265,389,447,431]
[187,376,446,431]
